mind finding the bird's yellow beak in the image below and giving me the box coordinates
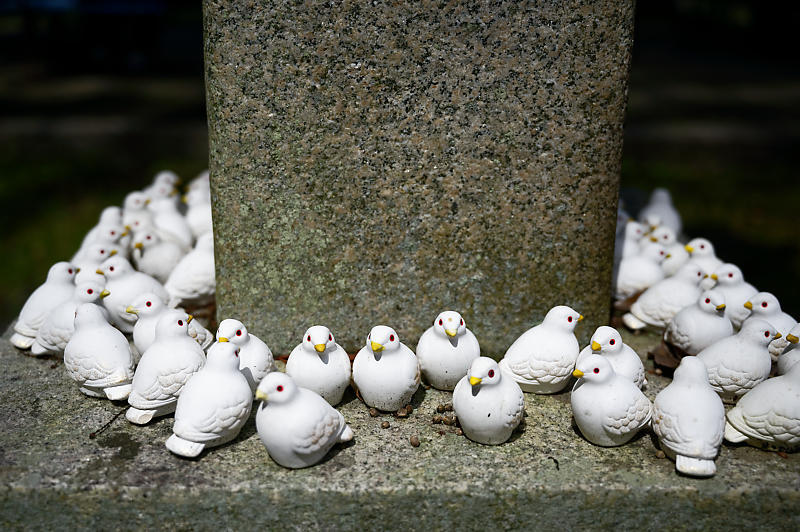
[445,329,457,338]
[134,242,144,250]
[371,341,384,352]
[744,301,753,310]
[125,305,138,315]
[787,334,799,344]
[577,315,584,322]
[591,340,601,351]
[649,236,658,242]
[716,304,726,311]
[181,195,188,204]
[314,343,326,353]
[100,289,110,299]
[665,253,671,258]
[187,315,194,323]
[75,267,81,273]
[774,332,782,340]
[218,337,229,343]
[95,269,105,275]
[109,249,118,257]
[469,376,482,386]
[121,230,129,237]
[255,390,268,401]
[710,273,718,280]
[703,274,708,279]
[572,369,584,378]
[145,198,151,205]
[685,245,694,253]
[169,188,179,197]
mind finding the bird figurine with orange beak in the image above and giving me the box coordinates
[352,325,419,413]
[415,310,480,391]
[286,325,350,405]
[216,318,275,393]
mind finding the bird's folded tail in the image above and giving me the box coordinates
[10,333,34,350]
[339,424,354,443]
[622,312,648,331]
[675,455,716,477]
[724,420,749,443]
[165,434,205,458]
[104,383,133,401]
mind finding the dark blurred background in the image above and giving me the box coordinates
[0,1,798,327]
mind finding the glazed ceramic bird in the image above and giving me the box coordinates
[164,232,215,308]
[614,241,666,301]
[452,357,524,445]
[285,325,350,405]
[708,263,757,329]
[63,303,135,400]
[166,340,253,458]
[777,324,800,375]
[571,354,652,447]
[352,325,419,412]
[623,262,706,331]
[30,280,109,356]
[150,197,193,250]
[741,292,797,358]
[696,318,778,403]
[663,289,733,356]
[255,372,354,469]
[217,318,275,394]
[575,326,646,389]
[638,188,682,235]
[652,356,725,477]
[73,206,122,260]
[724,362,800,450]
[73,243,119,280]
[415,310,481,391]
[620,221,648,259]
[499,305,582,394]
[126,293,212,358]
[684,238,723,274]
[131,229,186,284]
[127,310,206,424]
[96,256,168,333]
[11,262,78,350]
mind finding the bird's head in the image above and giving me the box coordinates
[216,318,249,345]
[639,241,667,264]
[124,191,149,212]
[590,326,622,354]
[543,305,582,332]
[85,243,117,263]
[133,231,159,251]
[75,281,108,303]
[698,290,726,315]
[433,310,465,340]
[650,226,676,246]
[572,354,615,383]
[744,292,781,316]
[126,292,164,318]
[73,302,107,328]
[672,356,709,385]
[96,256,132,279]
[154,310,193,340]
[625,221,646,241]
[366,325,400,356]
[49,261,78,283]
[675,263,707,285]
[739,318,780,346]
[255,372,298,404]
[685,237,714,257]
[206,341,241,372]
[302,325,335,354]
[466,357,501,389]
[710,263,743,285]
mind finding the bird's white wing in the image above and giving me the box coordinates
[292,408,344,455]
[502,389,525,429]
[653,403,722,459]
[739,408,800,446]
[175,394,251,443]
[665,318,692,352]
[603,394,652,436]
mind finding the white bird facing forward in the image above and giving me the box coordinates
[217,318,275,394]
[415,310,481,391]
[352,325,419,412]
[575,326,646,389]
[663,289,732,356]
[286,325,350,406]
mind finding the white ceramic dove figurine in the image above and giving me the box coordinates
[285,325,350,405]
[575,326,646,389]
[352,325,420,412]
[63,303,135,400]
[217,319,276,393]
[73,221,128,263]
[663,289,732,356]
[570,354,652,447]
[622,262,706,331]
[741,292,797,358]
[126,310,206,424]
[709,263,757,328]
[164,232,216,308]
[255,372,354,469]
[415,310,481,391]
[614,241,666,301]
[73,206,121,259]
[165,340,253,458]
[724,361,800,451]
[150,197,193,250]
[620,221,648,259]
[11,262,78,349]
[30,280,109,356]
[131,229,186,284]
[97,256,168,333]
[144,170,180,206]
[777,324,800,375]
[652,356,725,477]
[684,238,723,274]
[638,188,682,236]
[184,185,213,239]
[452,357,524,445]
[696,318,779,403]
[126,293,212,357]
[646,226,689,276]
[73,244,118,281]
[498,305,582,394]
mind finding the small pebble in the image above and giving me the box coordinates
[654,368,663,376]
[405,405,413,415]
[410,435,420,447]
[381,421,390,429]
[432,415,443,424]
[444,403,454,412]
[455,428,463,436]
[655,450,666,459]
[369,408,379,417]
[437,430,445,436]
[436,404,446,413]
[442,416,454,426]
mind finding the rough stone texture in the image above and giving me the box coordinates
[2,325,799,529]
[205,0,634,354]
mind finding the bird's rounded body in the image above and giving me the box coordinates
[416,324,480,391]
[286,342,350,405]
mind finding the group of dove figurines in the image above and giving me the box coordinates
[9,177,800,475]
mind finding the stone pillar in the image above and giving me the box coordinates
[205,0,634,354]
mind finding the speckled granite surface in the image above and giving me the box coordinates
[1,325,799,528]
[205,0,634,355]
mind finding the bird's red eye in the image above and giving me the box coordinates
[762,302,768,308]
[135,221,140,226]
[87,289,93,294]
[438,319,443,325]
[660,251,664,256]
[236,330,242,336]
[728,273,733,278]
[146,301,151,307]
[178,320,184,326]
[277,385,284,392]
[109,266,115,272]
[68,269,73,274]
[110,231,116,236]
[488,369,495,378]
[697,272,702,277]
[700,245,705,249]
[609,339,615,345]
[307,335,311,342]
[567,316,573,323]
[705,298,710,304]
[100,249,105,254]
[329,334,333,341]
[460,319,464,325]
[593,368,600,374]
[146,236,151,240]
[389,334,395,341]
[662,235,667,239]
[765,331,770,338]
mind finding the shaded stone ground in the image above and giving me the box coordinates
[1,324,798,529]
